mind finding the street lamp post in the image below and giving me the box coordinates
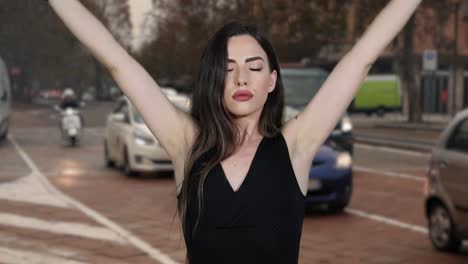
[450,0,460,115]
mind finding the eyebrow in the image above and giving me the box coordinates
[228,56,264,63]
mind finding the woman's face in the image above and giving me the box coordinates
[224,35,277,118]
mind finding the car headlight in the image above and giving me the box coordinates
[133,129,155,146]
[335,153,352,169]
[341,116,353,132]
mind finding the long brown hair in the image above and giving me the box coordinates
[177,21,285,240]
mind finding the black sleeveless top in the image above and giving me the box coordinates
[182,132,305,264]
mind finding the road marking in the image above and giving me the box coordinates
[8,135,180,264]
[0,173,69,208]
[354,166,425,182]
[0,213,126,243]
[0,246,88,264]
[350,166,427,233]
[348,164,428,234]
[356,143,431,158]
[83,127,103,136]
[0,233,82,258]
[346,208,428,234]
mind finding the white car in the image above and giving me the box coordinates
[104,95,190,176]
[0,56,11,141]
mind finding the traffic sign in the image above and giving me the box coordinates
[10,66,21,76]
[422,49,438,71]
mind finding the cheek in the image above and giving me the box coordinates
[252,74,273,93]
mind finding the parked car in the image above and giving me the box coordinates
[348,74,401,116]
[0,56,11,141]
[81,92,95,102]
[284,106,353,211]
[103,95,190,176]
[39,89,62,100]
[281,67,353,155]
[161,87,178,97]
[425,109,468,252]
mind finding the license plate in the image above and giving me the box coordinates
[63,116,80,129]
[68,128,77,136]
[308,179,321,191]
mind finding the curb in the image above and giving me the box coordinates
[8,134,180,264]
[370,123,445,132]
[354,134,434,153]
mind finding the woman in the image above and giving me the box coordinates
[46,0,422,263]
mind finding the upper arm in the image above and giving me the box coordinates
[49,0,197,189]
[111,58,197,160]
[49,0,197,157]
[283,51,370,160]
[284,0,423,158]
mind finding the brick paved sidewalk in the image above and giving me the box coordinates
[0,167,158,263]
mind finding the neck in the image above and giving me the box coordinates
[232,111,263,145]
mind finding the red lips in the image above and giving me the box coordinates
[232,90,253,101]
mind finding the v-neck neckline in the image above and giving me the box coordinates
[219,136,266,194]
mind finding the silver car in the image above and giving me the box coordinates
[0,56,11,141]
[104,94,190,176]
[425,109,468,252]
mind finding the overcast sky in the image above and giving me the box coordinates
[128,0,152,49]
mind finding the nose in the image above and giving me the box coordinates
[236,80,247,86]
[234,68,248,87]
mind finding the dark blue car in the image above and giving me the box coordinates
[282,67,354,211]
[306,140,353,211]
[285,105,353,211]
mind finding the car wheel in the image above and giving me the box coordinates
[376,107,385,117]
[70,136,77,147]
[329,183,352,212]
[0,126,7,140]
[329,202,346,212]
[104,140,115,168]
[123,147,138,177]
[428,203,461,252]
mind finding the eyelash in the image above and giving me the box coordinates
[226,68,263,72]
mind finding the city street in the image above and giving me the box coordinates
[0,102,467,263]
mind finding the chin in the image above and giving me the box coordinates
[227,106,262,119]
[225,97,265,117]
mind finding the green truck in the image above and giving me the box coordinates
[349,74,401,116]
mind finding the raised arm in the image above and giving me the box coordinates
[47,1,197,177]
[283,0,421,158]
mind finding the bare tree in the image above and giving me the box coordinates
[0,0,132,101]
[137,0,348,92]
[400,15,422,122]
[81,0,132,100]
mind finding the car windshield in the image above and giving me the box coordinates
[282,70,327,108]
[133,109,144,123]
[282,69,343,130]
[132,97,190,124]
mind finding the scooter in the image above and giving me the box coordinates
[55,106,82,146]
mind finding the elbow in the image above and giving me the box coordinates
[108,63,119,76]
[363,61,373,73]
[106,54,127,76]
[346,48,375,73]
[101,48,129,76]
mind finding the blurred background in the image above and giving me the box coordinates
[1,1,468,263]
[0,0,467,121]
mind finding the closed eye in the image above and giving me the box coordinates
[250,68,263,71]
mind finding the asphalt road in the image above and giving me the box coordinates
[0,102,466,263]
